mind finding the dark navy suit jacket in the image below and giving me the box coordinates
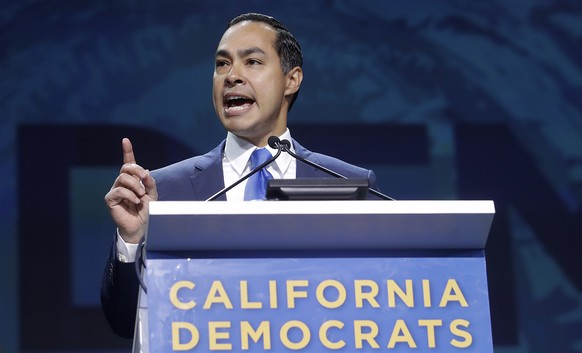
[101,139,380,338]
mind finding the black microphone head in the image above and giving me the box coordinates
[281,139,292,149]
[268,136,281,149]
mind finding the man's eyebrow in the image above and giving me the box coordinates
[215,49,230,58]
[215,47,266,58]
[239,47,266,57]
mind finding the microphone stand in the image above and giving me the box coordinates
[206,136,395,201]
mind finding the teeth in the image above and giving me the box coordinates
[224,95,254,112]
[226,96,247,102]
[226,104,250,112]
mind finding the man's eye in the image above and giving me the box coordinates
[216,60,229,68]
[247,59,261,65]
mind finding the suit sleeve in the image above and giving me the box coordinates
[100,237,140,338]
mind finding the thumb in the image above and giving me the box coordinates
[142,170,158,200]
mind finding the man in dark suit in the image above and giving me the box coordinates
[101,13,380,338]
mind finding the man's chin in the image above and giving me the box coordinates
[228,130,269,146]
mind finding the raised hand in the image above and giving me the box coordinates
[104,138,158,244]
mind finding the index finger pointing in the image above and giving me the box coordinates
[122,138,137,165]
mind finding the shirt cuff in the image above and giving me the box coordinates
[116,230,139,263]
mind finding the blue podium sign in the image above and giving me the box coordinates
[136,201,495,353]
[146,255,492,352]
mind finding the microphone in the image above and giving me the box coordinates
[267,135,289,150]
[205,141,284,201]
[270,136,395,201]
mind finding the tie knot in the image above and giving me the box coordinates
[250,148,272,169]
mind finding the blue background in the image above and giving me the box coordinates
[1,0,581,352]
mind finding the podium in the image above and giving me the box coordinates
[134,200,495,352]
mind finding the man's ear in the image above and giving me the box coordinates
[285,67,303,96]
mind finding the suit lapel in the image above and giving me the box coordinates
[189,141,227,201]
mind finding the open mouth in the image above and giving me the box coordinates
[224,95,255,113]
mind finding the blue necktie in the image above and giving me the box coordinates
[244,148,274,201]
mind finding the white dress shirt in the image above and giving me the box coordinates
[116,130,297,262]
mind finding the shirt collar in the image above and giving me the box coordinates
[224,130,295,177]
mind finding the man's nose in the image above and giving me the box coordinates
[226,64,245,85]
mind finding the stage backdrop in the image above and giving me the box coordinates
[1,1,581,352]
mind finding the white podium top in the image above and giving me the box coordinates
[146,200,495,251]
